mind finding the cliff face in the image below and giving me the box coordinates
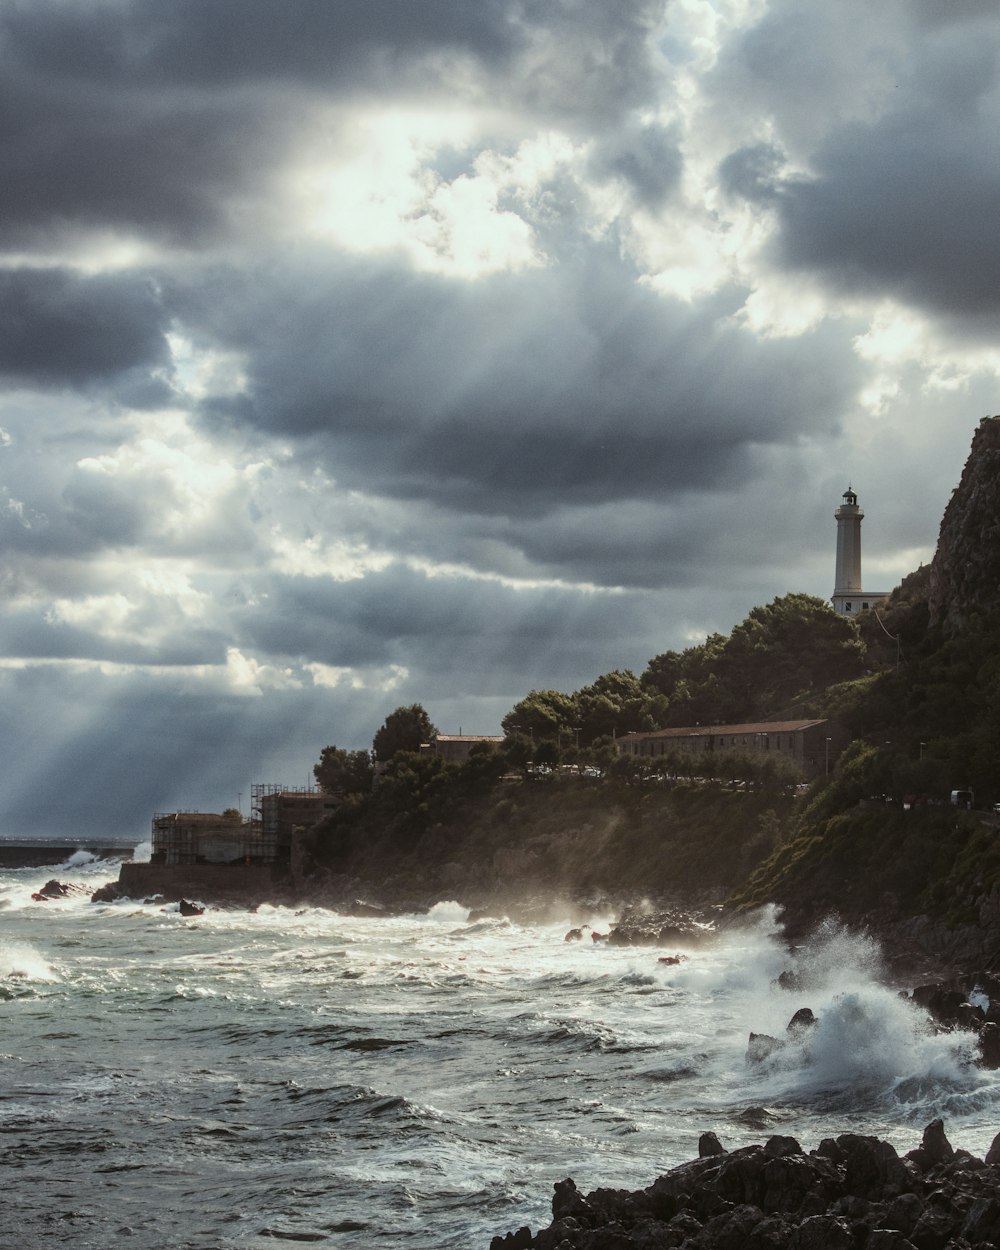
[928,415,1000,635]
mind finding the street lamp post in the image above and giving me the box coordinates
[825,737,832,778]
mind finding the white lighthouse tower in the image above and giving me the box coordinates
[831,486,889,616]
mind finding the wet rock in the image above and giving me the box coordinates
[747,1032,785,1063]
[883,1192,925,1235]
[836,1134,914,1201]
[921,1120,955,1167]
[489,1227,533,1250]
[564,928,585,942]
[607,906,714,948]
[550,1178,591,1223]
[40,879,69,897]
[865,1229,918,1250]
[699,1131,726,1157]
[790,1214,853,1249]
[909,1200,959,1249]
[735,1106,781,1130]
[912,984,972,1030]
[786,1008,817,1037]
[91,881,122,903]
[960,1197,1000,1245]
[978,1022,1000,1069]
[489,1121,1000,1249]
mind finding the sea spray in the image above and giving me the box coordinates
[710,915,993,1120]
[0,941,60,982]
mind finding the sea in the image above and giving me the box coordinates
[3,848,1000,1250]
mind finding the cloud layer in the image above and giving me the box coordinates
[1,0,996,835]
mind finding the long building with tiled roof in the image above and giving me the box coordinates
[617,718,849,774]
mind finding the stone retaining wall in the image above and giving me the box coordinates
[118,862,281,902]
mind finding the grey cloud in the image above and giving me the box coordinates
[588,121,683,208]
[718,143,785,203]
[0,268,169,386]
[0,608,222,668]
[182,253,861,539]
[712,1,1000,325]
[774,104,1000,321]
[0,664,372,837]
[0,1,667,249]
[0,72,292,248]
[235,563,670,695]
[1,1,522,88]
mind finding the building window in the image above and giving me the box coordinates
[862,601,869,610]
[845,602,852,612]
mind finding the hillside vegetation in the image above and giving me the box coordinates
[306,418,1000,961]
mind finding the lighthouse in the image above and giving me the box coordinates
[831,486,889,615]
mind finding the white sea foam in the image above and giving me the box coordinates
[424,900,471,923]
[0,942,59,982]
[704,916,992,1116]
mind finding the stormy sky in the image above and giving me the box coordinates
[2,0,997,837]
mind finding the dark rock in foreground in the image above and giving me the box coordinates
[490,1120,1000,1249]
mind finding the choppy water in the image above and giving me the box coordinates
[3,849,1000,1249]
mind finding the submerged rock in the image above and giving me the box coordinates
[489,1121,1000,1249]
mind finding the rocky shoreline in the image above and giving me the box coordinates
[490,1120,1000,1250]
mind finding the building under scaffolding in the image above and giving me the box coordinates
[252,784,341,863]
[151,786,340,867]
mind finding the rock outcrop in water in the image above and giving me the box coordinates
[490,1121,1000,1249]
[606,905,715,948]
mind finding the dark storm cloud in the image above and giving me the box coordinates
[0,0,520,87]
[236,563,663,695]
[718,143,785,202]
[0,70,291,247]
[182,253,861,530]
[774,106,1000,322]
[714,1,1000,326]
[0,663,365,837]
[588,121,683,209]
[0,607,221,667]
[0,0,666,247]
[0,268,169,386]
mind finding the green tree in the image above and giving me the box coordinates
[575,669,663,742]
[502,733,534,775]
[642,596,865,725]
[314,746,374,795]
[372,704,438,762]
[372,749,458,843]
[501,689,578,742]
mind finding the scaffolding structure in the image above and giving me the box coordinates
[150,786,338,867]
[252,783,336,862]
[150,810,259,865]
